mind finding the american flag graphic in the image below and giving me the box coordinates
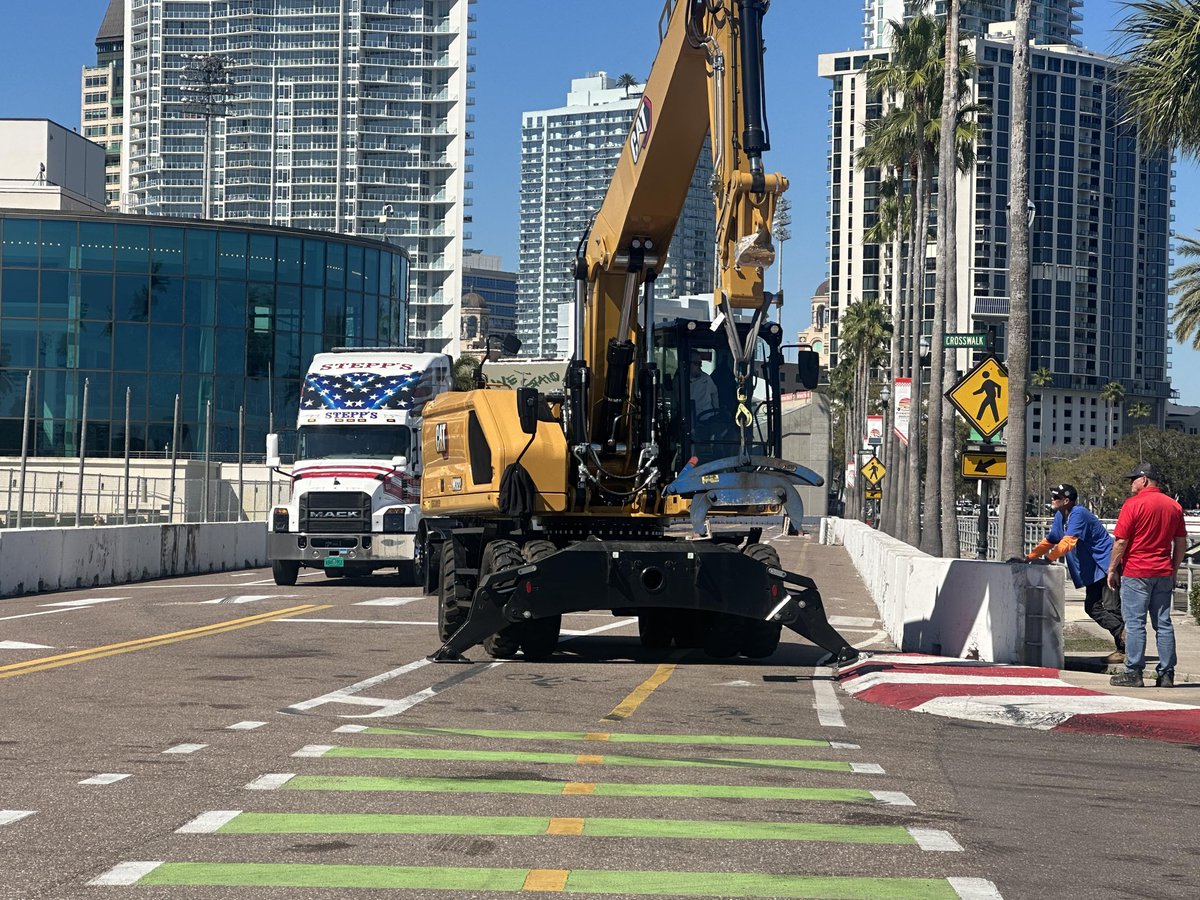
[302,370,429,411]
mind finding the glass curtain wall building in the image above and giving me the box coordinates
[0,211,408,459]
[862,1,1082,50]
[516,73,715,357]
[80,0,125,210]
[122,0,472,354]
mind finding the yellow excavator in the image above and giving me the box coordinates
[418,0,857,664]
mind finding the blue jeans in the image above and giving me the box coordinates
[1120,576,1177,675]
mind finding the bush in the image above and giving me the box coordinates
[1191,582,1200,626]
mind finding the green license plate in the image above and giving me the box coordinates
[324,556,345,568]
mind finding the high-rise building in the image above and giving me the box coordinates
[460,249,516,353]
[821,17,1172,451]
[80,0,124,209]
[516,73,714,357]
[862,0,1082,50]
[122,0,474,355]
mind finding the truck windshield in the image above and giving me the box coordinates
[296,425,411,461]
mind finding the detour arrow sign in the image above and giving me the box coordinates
[961,450,1007,480]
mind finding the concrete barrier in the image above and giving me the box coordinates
[821,518,1065,667]
[0,523,266,599]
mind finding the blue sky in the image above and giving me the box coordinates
[3,0,1198,403]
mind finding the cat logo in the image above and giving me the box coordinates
[434,422,448,455]
[629,96,653,164]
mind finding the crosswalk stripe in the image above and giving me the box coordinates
[176,811,240,834]
[0,810,35,826]
[245,773,295,790]
[87,861,163,886]
[79,774,131,786]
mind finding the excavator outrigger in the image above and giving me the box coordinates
[417,0,858,664]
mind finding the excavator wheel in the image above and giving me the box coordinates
[704,613,744,659]
[740,543,784,658]
[637,609,674,649]
[437,541,471,642]
[479,539,526,659]
[518,540,562,661]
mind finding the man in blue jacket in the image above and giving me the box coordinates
[1027,483,1125,662]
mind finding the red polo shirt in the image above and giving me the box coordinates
[1113,486,1187,578]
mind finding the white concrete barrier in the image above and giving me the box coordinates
[0,523,266,599]
[822,518,1065,667]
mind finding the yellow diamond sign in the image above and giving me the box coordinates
[861,456,886,486]
[946,356,1009,439]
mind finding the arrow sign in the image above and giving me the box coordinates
[961,450,1007,480]
[861,456,886,485]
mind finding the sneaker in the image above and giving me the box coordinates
[1155,670,1175,688]
[1105,650,1126,665]
[1110,670,1144,687]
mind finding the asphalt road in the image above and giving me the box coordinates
[1,537,1198,900]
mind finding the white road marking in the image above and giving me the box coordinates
[177,810,241,833]
[162,743,208,754]
[871,791,915,806]
[79,774,130,785]
[0,641,53,650]
[228,721,267,730]
[278,618,436,625]
[88,862,163,886]
[841,672,1073,694]
[0,610,67,622]
[229,572,259,578]
[337,664,503,719]
[286,658,434,713]
[915,693,1200,730]
[334,725,368,733]
[561,618,637,639]
[908,827,963,851]
[828,615,878,629]
[293,745,334,758]
[200,594,293,605]
[828,741,860,750]
[0,810,36,825]
[39,597,126,608]
[714,680,755,687]
[850,763,885,774]
[354,597,422,607]
[812,666,846,727]
[246,773,295,790]
[949,877,1006,899]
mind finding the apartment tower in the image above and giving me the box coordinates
[81,0,125,209]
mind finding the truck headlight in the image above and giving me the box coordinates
[272,508,289,533]
[382,509,405,534]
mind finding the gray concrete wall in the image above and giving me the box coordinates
[0,522,266,599]
[781,392,831,519]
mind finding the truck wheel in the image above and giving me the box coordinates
[438,541,471,641]
[478,540,525,659]
[271,559,300,586]
[740,543,783,658]
[519,541,561,660]
[704,612,744,658]
[637,609,673,649]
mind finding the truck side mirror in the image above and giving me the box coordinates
[266,433,280,468]
[391,455,408,469]
[516,386,539,435]
[501,333,522,356]
[796,348,819,390]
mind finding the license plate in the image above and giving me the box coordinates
[324,556,345,568]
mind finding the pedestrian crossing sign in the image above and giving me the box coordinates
[861,456,886,486]
[946,355,1009,439]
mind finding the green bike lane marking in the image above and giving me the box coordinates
[297,745,873,772]
[336,725,837,748]
[92,862,985,898]
[264,773,907,803]
[181,810,917,844]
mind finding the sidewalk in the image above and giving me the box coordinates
[1059,584,1200,696]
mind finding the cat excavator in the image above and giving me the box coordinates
[417,0,857,664]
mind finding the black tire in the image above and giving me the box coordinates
[437,541,471,641]
[519,541,561,660]
[637,609,674,649]
[740,543,783,658]
[271,559,300,586]
[479,540,525,659]
[703,612,744,658]
[324,568,345,579]
[395,559,417,585]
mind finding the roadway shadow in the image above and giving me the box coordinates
[501,634,835,668]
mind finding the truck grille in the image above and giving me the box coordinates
[300,491,372,534]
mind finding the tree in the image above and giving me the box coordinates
[1030,366,1053,499]
[451,356,480,391]
[1001,0,1032,560]
[616,73,640,97]
[838,297,892,521]
[1127,400,1152,460]
[1116,1,1200,157]
[1101,380,1126,449]
[1168,232,1200,348]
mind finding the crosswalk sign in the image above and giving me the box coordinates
[946,356,1009,439]
[861,456,886,486]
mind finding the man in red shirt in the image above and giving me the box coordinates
[1107,463,1187,688]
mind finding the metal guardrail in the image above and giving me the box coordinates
[0,469,291,529]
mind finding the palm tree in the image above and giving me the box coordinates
[1127,400,1152,460]
[615,73,640,97]
[1101,380,1126,449]
[1169,233,1200,347]
[1116,1,1200,156]
[838,297,892,521]
[451,356,480,391]
[1031,366,1053,500]
[1001,0,1033,559]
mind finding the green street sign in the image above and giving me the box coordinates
[943,332,988,349]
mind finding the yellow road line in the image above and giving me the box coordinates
[574,755,604,765]
[521,869,569,891]
[561,782,595,795]
[545,817,584,836]
[583,732,610,741]
[602,663,675,722]
[0,604,331,679]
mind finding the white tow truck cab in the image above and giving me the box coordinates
[265,347,451,586]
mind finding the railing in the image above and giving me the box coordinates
[0,468,291,529]
[955,517,1053,560]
